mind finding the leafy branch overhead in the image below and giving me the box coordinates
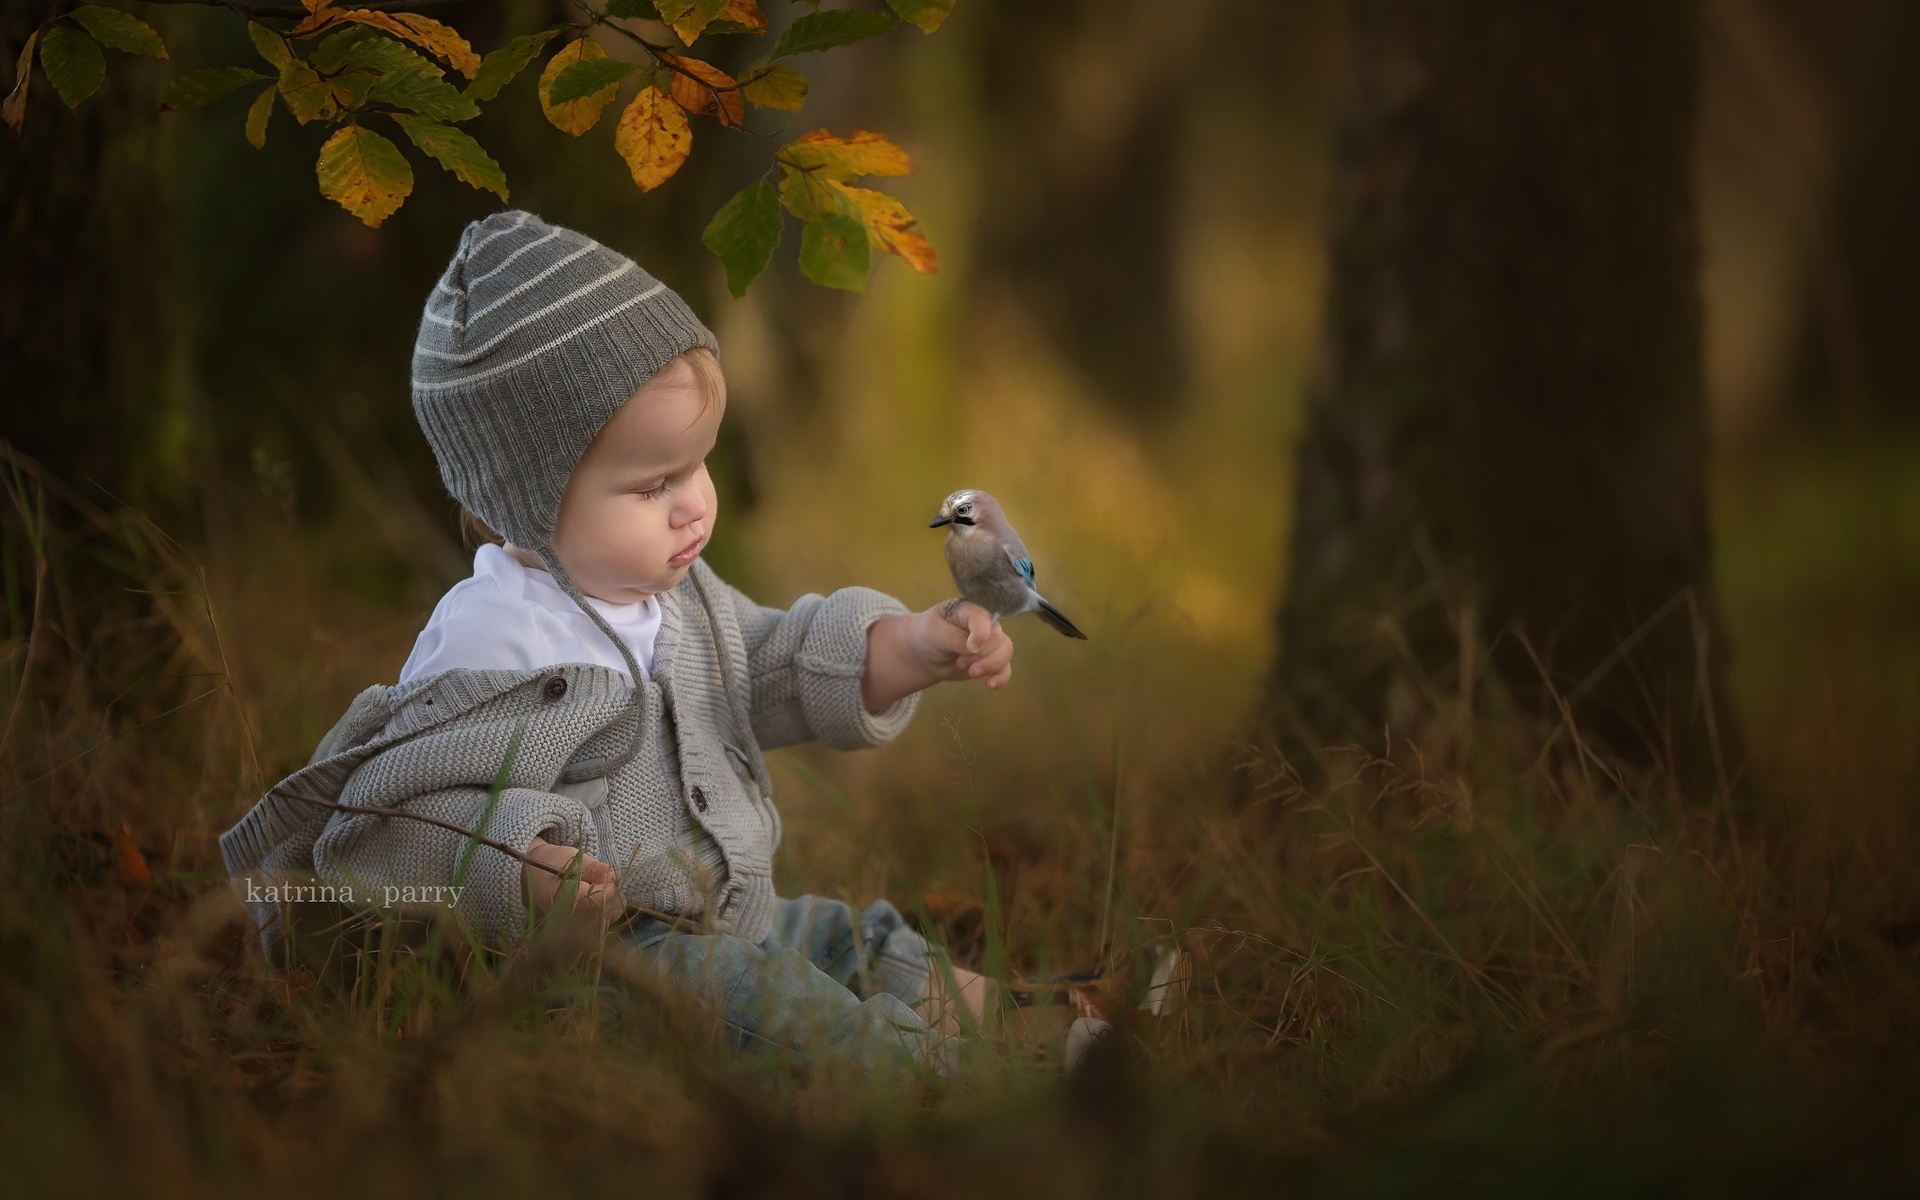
[4,0,956,294]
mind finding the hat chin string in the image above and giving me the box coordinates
[540,549,650,775]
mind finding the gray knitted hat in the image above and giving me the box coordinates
[411,210,718,735]
[412,209,718,560]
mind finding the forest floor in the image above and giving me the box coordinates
[2,431,1917,1197]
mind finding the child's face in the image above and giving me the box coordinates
[548,357,723,603]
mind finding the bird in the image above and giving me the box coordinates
[929,489,1088,640]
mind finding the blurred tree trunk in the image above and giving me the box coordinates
[1272,0,1736,784]
[1783,0,1920,428]
[1,10,186,515]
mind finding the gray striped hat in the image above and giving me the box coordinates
[411,210,718,560]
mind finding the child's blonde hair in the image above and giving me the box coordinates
[455,346,724,550]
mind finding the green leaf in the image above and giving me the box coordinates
[547,56,637,105]
[39,27,105,109]
[160,65,267,110]
[310,26,390,75]
[278,60,336,125]
[248,22,291,71]
[777,160,827,220]
[69,6,167,58]
[315,124,413,227]
[369,63,480,120]
[771,9,895,59]
[390,112,508,200]
[466,28,559,101]
[884,0,954,34]
[799,208,868,292]
[740,63,805,110]
[537,39,619,136]
[702,177,782,297]
[244,84,274,148]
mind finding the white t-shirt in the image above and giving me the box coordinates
[399,543,661,683]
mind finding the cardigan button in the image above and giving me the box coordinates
[691,786,709,813]
[541,674,568,702]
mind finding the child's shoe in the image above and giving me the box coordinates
[1062,1015,1114,1073]
[1143,943,1190,1019]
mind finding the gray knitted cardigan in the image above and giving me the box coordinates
[219,560,916,956]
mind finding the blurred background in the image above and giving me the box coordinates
[2,0,1918,1189]
[7,0,1913,845]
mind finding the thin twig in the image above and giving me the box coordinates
[274,785,704,933]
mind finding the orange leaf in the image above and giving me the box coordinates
[662,54,742,127]
[783,128,913,181]
[614,85,692,191]
[827,180,937,273]
[3,29,38,136]
[714,0,768,34]
[279,969,318,1008]
[113,827,152,888]
[539,39,619,137]
[290,9,481,78]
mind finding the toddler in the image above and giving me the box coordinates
[221,210,1012,1071]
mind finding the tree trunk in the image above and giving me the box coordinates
[1272,0,1735,784]
[2,9,186,517]
[1782,0,1920,429]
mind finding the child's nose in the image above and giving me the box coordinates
[672,487,709,527]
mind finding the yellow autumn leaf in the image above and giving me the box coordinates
[539,39,619,136]
[654,0,728,45]
[783,129,913,180]
[663,54,742,127]
[826,180,936,273]
[316,124,413,227]
[740,64,806,111]
[245,84,274,148]
[614,85,692,192]
[291,9,481,78]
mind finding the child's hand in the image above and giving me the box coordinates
[911,600,1015,689]
[523,836,624,926]
[863,601,1016,712]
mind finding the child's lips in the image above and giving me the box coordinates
[668,535,705,567]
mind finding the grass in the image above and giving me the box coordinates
[2,427,1918,1198]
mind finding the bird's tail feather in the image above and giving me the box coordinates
[1035,597,1088,640]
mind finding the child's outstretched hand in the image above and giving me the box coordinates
[524,836,624,927]
[863,600,1015,713]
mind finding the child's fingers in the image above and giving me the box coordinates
[964,637,1015,680]
[984,662,1013,690]
[937,599,996,654]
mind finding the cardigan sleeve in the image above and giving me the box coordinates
[312,780,597,949]
[309,695,603,949]
[716,577,920,751]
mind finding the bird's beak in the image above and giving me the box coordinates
[928,515,952,528]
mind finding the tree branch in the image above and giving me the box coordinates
[136,0,469,21]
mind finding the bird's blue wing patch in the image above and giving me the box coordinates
[1013,554,1035,586]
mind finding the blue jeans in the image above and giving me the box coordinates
[616,895,959,1074]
